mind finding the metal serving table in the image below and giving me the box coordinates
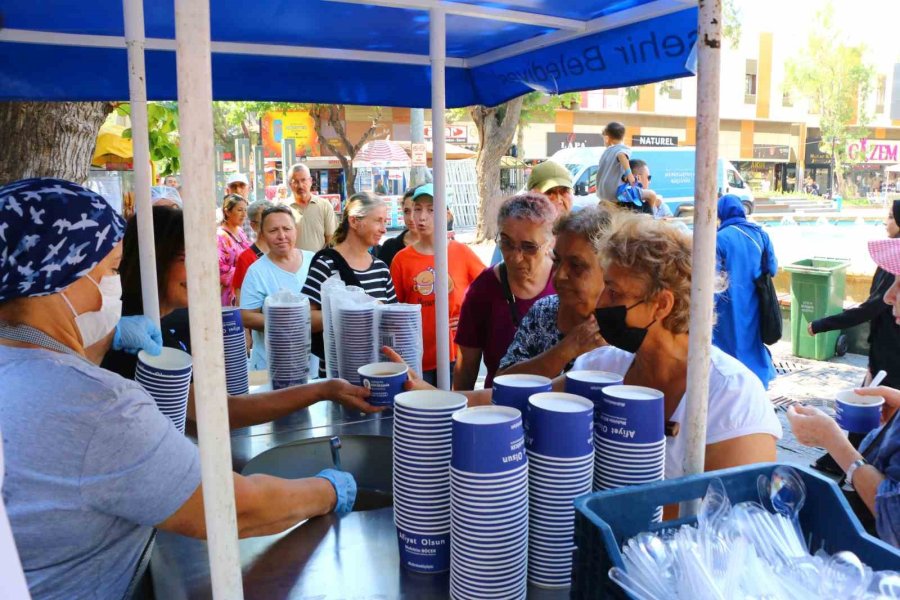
[150,401,567,599]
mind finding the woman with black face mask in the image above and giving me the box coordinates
[574,211,782,480]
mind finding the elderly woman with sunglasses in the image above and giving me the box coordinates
[453,193,557,390]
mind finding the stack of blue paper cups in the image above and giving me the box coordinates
[222,308,248,395]
[525,392,594,588]
[265,297,311,390]
[392,390,467,573]
[492,373,552,415]
[135,348,192,433]
[565,370,623,420]
[450,406,529,599]
[593,385,666,520]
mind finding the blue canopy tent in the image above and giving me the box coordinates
[0,2,722,596]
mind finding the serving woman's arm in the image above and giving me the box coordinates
[186,378,382,430]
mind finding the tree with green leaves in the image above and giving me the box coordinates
[117,101,181,177]
[784,3,874,195]
[466,91,580,241]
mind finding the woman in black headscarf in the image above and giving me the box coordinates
[810,200,900,393]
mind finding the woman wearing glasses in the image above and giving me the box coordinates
[454,193,557,389]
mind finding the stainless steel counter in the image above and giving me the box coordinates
[150,402,568,599]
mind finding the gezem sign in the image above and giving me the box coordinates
[847,140,899,163]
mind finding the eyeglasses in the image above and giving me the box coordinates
[497,237,546,256]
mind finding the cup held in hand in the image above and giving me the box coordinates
[835,389,884,434]
[358,362,409,407]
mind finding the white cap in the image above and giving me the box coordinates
[226,172,249,186]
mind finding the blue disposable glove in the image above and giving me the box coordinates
[113,316,163,355]
[315,468,357,515]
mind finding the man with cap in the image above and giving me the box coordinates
[226,172,250,199]
[0,178,359,598]
[286,163,338,252]
[490,159,574,266]
[787,237,900,549]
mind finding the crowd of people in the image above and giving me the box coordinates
[1,134,899,596]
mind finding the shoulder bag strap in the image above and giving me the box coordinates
[313,248,363,288]
[730,225,769,276]
[498,263,521,327]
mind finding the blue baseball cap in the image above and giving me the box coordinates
[412,183,434,200]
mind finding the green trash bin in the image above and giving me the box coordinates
[784,257,851,360]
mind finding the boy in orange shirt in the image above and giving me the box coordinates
[390,184,484,386]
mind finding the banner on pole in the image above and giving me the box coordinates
[411,143,427,167]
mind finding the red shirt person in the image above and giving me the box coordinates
[390,184,483,386]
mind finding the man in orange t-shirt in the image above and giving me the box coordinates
[390,184,484,386]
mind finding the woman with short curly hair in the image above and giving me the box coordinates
[454,192,557,389]
[574,211,782,479]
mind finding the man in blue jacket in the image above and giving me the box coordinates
[713,194,778,388]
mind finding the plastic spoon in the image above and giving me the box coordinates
[820,551,867,597]
[870,370,888,388]
[609,566,661,600]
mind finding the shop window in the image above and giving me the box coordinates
[875,74,886,114]
[744,59,757,104]
[782,89,793,107]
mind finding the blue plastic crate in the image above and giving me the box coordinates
[571,462,900,599]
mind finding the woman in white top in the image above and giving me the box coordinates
[240,205,315,370]
[388,211,781,480]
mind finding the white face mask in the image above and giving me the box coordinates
[62,274,123,348]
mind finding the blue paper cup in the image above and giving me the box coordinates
[137,347,192,378]
[396,527,450,573]
[451,406,526,474]
[835,389,884,433]
[525,392,593,458]
[565,370,623,421]
[221,307,244,337]
[492,374,552,414]
[596,385,665,444]
[358,362,408,407]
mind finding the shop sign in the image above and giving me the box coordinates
[805,137,832,164]
[260,110,318,159]
[424,125,468,143]
[632,135,678,147]
[546,132,604,155]
[752,144,790,161]
[411,143,427,167]
[847,140,899,163]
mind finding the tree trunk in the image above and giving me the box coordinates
[0,101,113,184]
[471,97,524,242]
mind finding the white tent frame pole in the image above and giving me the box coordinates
[680,0,722,515]
[122,0,159,328]
[174,0,244,597]
[430,7,451,390]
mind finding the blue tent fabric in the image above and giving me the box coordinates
[712,195,778,389]
[0,1,698,107]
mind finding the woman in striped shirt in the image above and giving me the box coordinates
[303,192,397,373]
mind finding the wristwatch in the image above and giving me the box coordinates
[845,458,868,490]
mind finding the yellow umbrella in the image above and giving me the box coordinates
[92,123,157,182]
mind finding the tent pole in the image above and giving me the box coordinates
[680,0,722,516]
[122,0,159,328]
[174,0,244,597]
[430,7,450,390]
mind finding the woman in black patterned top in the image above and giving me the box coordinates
[303,192,397,375]
[497,207,610,378]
